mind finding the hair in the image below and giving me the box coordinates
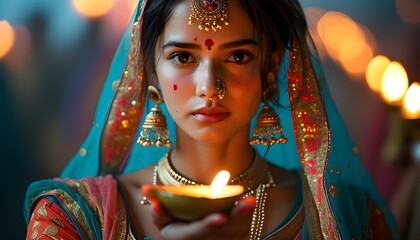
[141,0,309,103]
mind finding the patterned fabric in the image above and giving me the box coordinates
[24,175,131,240]
[27,198,80,240]
[25,174,305,239]
[25,0,399,239]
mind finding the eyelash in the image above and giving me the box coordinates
[167,50,255,65]
[226,51,255,64]
[168,52,196,65]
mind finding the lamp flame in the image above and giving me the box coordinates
[211,170,230,198]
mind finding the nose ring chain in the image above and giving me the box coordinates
[216,78,226,99]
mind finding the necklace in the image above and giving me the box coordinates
[157,151,272,194]
[141,151,275,239]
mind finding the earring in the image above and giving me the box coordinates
[217,78,226,99]
[137,86,172,148]
[250,103,287,146]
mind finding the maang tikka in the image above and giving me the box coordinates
[137,86,172,148]
[250,88,287,146]
[188,0,229,31]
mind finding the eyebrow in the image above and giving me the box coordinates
[220,39,258,49]
[161,39,258,50]
[162,41,201,50]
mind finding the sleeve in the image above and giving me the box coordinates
[26,198,81,240]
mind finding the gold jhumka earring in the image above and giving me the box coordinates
[250,103,287,146]
[188,0,229,31]
[250,87,287,146]
[137,86,172,148]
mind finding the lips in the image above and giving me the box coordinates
[192,107,230,123]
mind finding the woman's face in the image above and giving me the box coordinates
[155,0,262,143]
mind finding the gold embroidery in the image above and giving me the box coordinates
[288,41,340,239]
[79,148,87,157]
[44,225,58,235]
[31,221,40,239]
[37,202,47,217]
[64,179,105,233]
[64,177,129,238]
[329,185,338,198]
[112,80,120,90]
[352,146,359,155]
[51,216,65,228]
[35,189,95,239]
[31,229,38,240]
[100,16,145,175]
[302,176,323,239]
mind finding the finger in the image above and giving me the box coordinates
[150,202,176,230]
[160,213,228,240]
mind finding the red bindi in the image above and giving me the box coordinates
[173,84,178,91]
[205,39,214,51]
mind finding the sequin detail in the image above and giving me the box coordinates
[288,41,340,239]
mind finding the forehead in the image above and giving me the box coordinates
[160,0,256,43]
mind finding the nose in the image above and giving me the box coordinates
[195,62,219,100]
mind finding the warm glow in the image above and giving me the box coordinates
[127,0,138,11]
[3,24,31,70]
[366,55,391,92]
[402,82,420,119]
[381,61,409,106]
[72,0,116,18]
[0,20,15,59]
[317,11,364,61]
[211,170,230,198]
[340,43,373,77]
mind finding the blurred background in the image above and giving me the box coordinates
[1,0,419,239]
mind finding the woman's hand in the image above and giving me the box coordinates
[148,195,256,240]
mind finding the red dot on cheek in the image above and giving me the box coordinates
[173,84,178,91]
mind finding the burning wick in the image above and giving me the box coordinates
[210,170,230,198]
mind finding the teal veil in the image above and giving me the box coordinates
[60,0,399,239]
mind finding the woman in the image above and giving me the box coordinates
[24,0,398,239]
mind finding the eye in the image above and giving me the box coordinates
[169,52,196,65]
[226,51,254,64]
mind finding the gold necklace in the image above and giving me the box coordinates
[157,151,274,193]
[142,151,275,239]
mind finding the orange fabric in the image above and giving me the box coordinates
[27,198,81,240]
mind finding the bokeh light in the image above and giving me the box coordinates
[72,0,116,18]
[317,12,364,61]
[402,82,420,119]
[366,55,391,92]
[340,40,374,77]
[316,11,376,79]
[3,24,31,70]
[381,61,409,106]
[0,20,16,60]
